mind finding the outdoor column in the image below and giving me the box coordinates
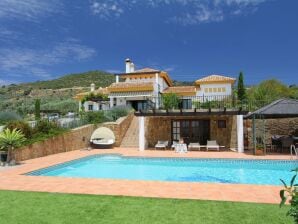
[237,115,244,153]
[139,116,145,151]
[155,73,159,109]
[109,97,113,108]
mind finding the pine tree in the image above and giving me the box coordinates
[237,72,246,101]
[34,99,41,120]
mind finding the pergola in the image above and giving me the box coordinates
[245,99,298,154]
[135,108,248,152]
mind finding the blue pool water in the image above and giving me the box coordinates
[26,154,298,186]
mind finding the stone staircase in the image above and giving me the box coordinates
[120,116,139,148]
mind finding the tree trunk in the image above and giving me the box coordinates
[6,146,14,164]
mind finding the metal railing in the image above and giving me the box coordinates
[144,95,268,112]
[290,145,298,160]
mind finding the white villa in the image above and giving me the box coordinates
[75,59,236,112]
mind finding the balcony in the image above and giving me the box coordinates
[136,95,269,116]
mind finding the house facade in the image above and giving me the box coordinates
[74,58,245,152]
[75,59,235,112]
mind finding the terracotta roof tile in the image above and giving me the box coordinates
[108,82,154,92]
[163,86,197,96]
[195,74,236,84]
[131,67,160,73]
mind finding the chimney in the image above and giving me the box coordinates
[125,58,132,73]
[90,83,95,92]
[130,62,135,73]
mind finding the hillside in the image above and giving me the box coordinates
[0,70,205,115]
[0,71,115,114]
[4,70,115,91]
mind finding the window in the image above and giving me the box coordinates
[205,88,209,93]
[222,87,226,92]
[217,87,222,92]
[88,104,93,111]
[218,120,226,128]
[213,87,217,92]
[209,88,213,93]
[172,121,180,141]
[180,99,192,109]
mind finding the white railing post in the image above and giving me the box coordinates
[237,115,244,153]
[139,116,145,151]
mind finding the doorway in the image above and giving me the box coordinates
[172,119,210,145]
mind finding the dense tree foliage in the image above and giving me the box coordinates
[237,72,246,101]
[247,79,297,104]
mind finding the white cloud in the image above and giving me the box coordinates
[90,0,268,24]
[0,0,62,21]
[91,1,124,18]
[0,39,96,79]
[0,79,11,85]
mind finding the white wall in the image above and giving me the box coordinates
[125,77,155,83]
[83,101,109,111]
[196,83,233,98]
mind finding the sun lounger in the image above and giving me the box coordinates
[206,140,220,151]
[188,142,201,151]
[155,141,169,150]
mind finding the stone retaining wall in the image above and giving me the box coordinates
[15,124,96,161]
[101,114,133,147]
[245,117,298,150]
[145,115,237,149]
[14,114,133,161]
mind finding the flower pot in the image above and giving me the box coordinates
[0,151,8,162]
[255,148,264,156]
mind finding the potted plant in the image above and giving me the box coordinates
[255,143,265,155]
[0,128,26,166]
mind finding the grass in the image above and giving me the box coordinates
[0,190,293,224]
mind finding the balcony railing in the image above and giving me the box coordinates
[144,95,269,112]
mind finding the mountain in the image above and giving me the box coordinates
[4,70,115,91]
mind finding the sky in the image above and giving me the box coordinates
[0,0,297,85]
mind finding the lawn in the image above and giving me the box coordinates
[0,190,292,224]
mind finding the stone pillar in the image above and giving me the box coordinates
[116,75,119,83]
[139,116,145,151]
[237,115,244,153]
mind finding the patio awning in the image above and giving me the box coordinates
[135,108,248,117]
[245,98,298,119]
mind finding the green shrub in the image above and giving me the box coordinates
[34,120,59,134]
[83,111,107,124]
[280,168,298,223]
[4,121,33,138]
[104,106,132,121]
[162,93,180,110]
[0,111,22,125]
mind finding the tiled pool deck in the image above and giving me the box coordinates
[0,148,295,204]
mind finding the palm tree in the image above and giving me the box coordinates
[0,128,26,164]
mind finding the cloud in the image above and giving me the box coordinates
[90,0,268,24]
[0,28,21,42]
[91,1,124,18]
[0,39,96,79]
[0,79,11,85]
[0,0,62,21]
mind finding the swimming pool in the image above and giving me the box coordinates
[26,154,297,186]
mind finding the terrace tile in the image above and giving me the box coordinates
[0,148,293,204]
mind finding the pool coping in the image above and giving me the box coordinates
[0,148,296,204]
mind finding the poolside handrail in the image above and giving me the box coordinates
[290,144,298,160]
